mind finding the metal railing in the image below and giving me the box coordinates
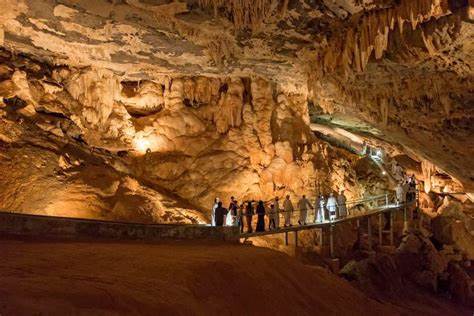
[235,192,410,234]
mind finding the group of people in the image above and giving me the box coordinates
[395,174,418,205]
[210,191,349,233]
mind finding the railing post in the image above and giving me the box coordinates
[385,193,388,206]
[367,216,372,251]
[285,231,288,246]
[294,231,298,247]
[378,213,383,246]
[389,210,394,246]
[403,204,408,233]
[330,224,334,258]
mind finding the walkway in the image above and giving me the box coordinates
[241,192,417,258]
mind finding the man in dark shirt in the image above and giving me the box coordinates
[214,202,228,226]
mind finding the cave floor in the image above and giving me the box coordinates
[0,238,470,315]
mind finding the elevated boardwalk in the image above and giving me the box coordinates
[241,193,417,260]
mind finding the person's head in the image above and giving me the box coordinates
[215,197,219,203]
[275,196,279,201]
[330,192,334,197]
[302,194,306,199]
[231,196,235,201]
[247,201,252,207]
[258,200,264,206]
[218,201,222,207]
[270,204,274,209]
[286,195,290,199]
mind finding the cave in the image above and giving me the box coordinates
[0,0,473,314]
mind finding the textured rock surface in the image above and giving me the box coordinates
[0,0,473,220]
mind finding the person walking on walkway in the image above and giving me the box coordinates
[315,194,326,223]
[245,201,254,233]
[256,200,266,232]
[211,197,219,226]
[283,195,294,227]
[214,202,228,227]
[238,203,245,233]
[269,204,277,230]
[298,195,312,225]
[327,193,337,221]
[273,196,280,228]
[395,181,405,205]
[228,196,238,226]
[337,190,348,218]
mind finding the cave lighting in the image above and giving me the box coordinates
[382,171,386,175]
[133,137,151,154]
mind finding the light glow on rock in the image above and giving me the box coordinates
[134,137,151,154]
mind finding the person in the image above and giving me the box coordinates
[283,195,294,227]
[408,175,417,203]
[395,181,405,205]
[314,194,326,223]
[214,202,228,226]
[269,204,276,230]
[245,201,254,233]
[227,196,238,226]
[297,195,312,225]
[313,194,322,223]
[337,190,347,218]
[273,196,280,229]
[403,180,410,203]
[238,203,245,233]
[327,193,337,221]
[211,197,219,226]
[256,200,266,232]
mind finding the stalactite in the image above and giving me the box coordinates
[322,0,451,73]
[197,0,284,31]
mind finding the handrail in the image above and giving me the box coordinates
[240,199,417,237]
[239,192,395,216]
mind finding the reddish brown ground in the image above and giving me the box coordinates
[0,238,469,315]
[0,238,392,315]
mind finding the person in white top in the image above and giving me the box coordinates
[395,182,405,205]
[326,193,337,221]
[211,197,219,226]
[297,195,312,225]
[315,194,326,223]
[283,195,294,227]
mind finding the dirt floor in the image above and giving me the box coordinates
[0,238,470,315]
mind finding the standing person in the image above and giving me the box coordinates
[283,195,294,227]
[318,194,327,222]
[297,195,312,225]
[238,203,245,233]
[269,204,276,230]
[327,193,337,221]
[214,202,228,226]
[395,181,405,205]
[337,190,348,218]
[409,175,417,202]
[273,196,281,229]
[256,200,266,232]
[227,196,238,226]
[211,197,219,226]
[245,201,254,233]
[314,195,323,223]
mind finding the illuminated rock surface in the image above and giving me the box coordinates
[0,0,473,313]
